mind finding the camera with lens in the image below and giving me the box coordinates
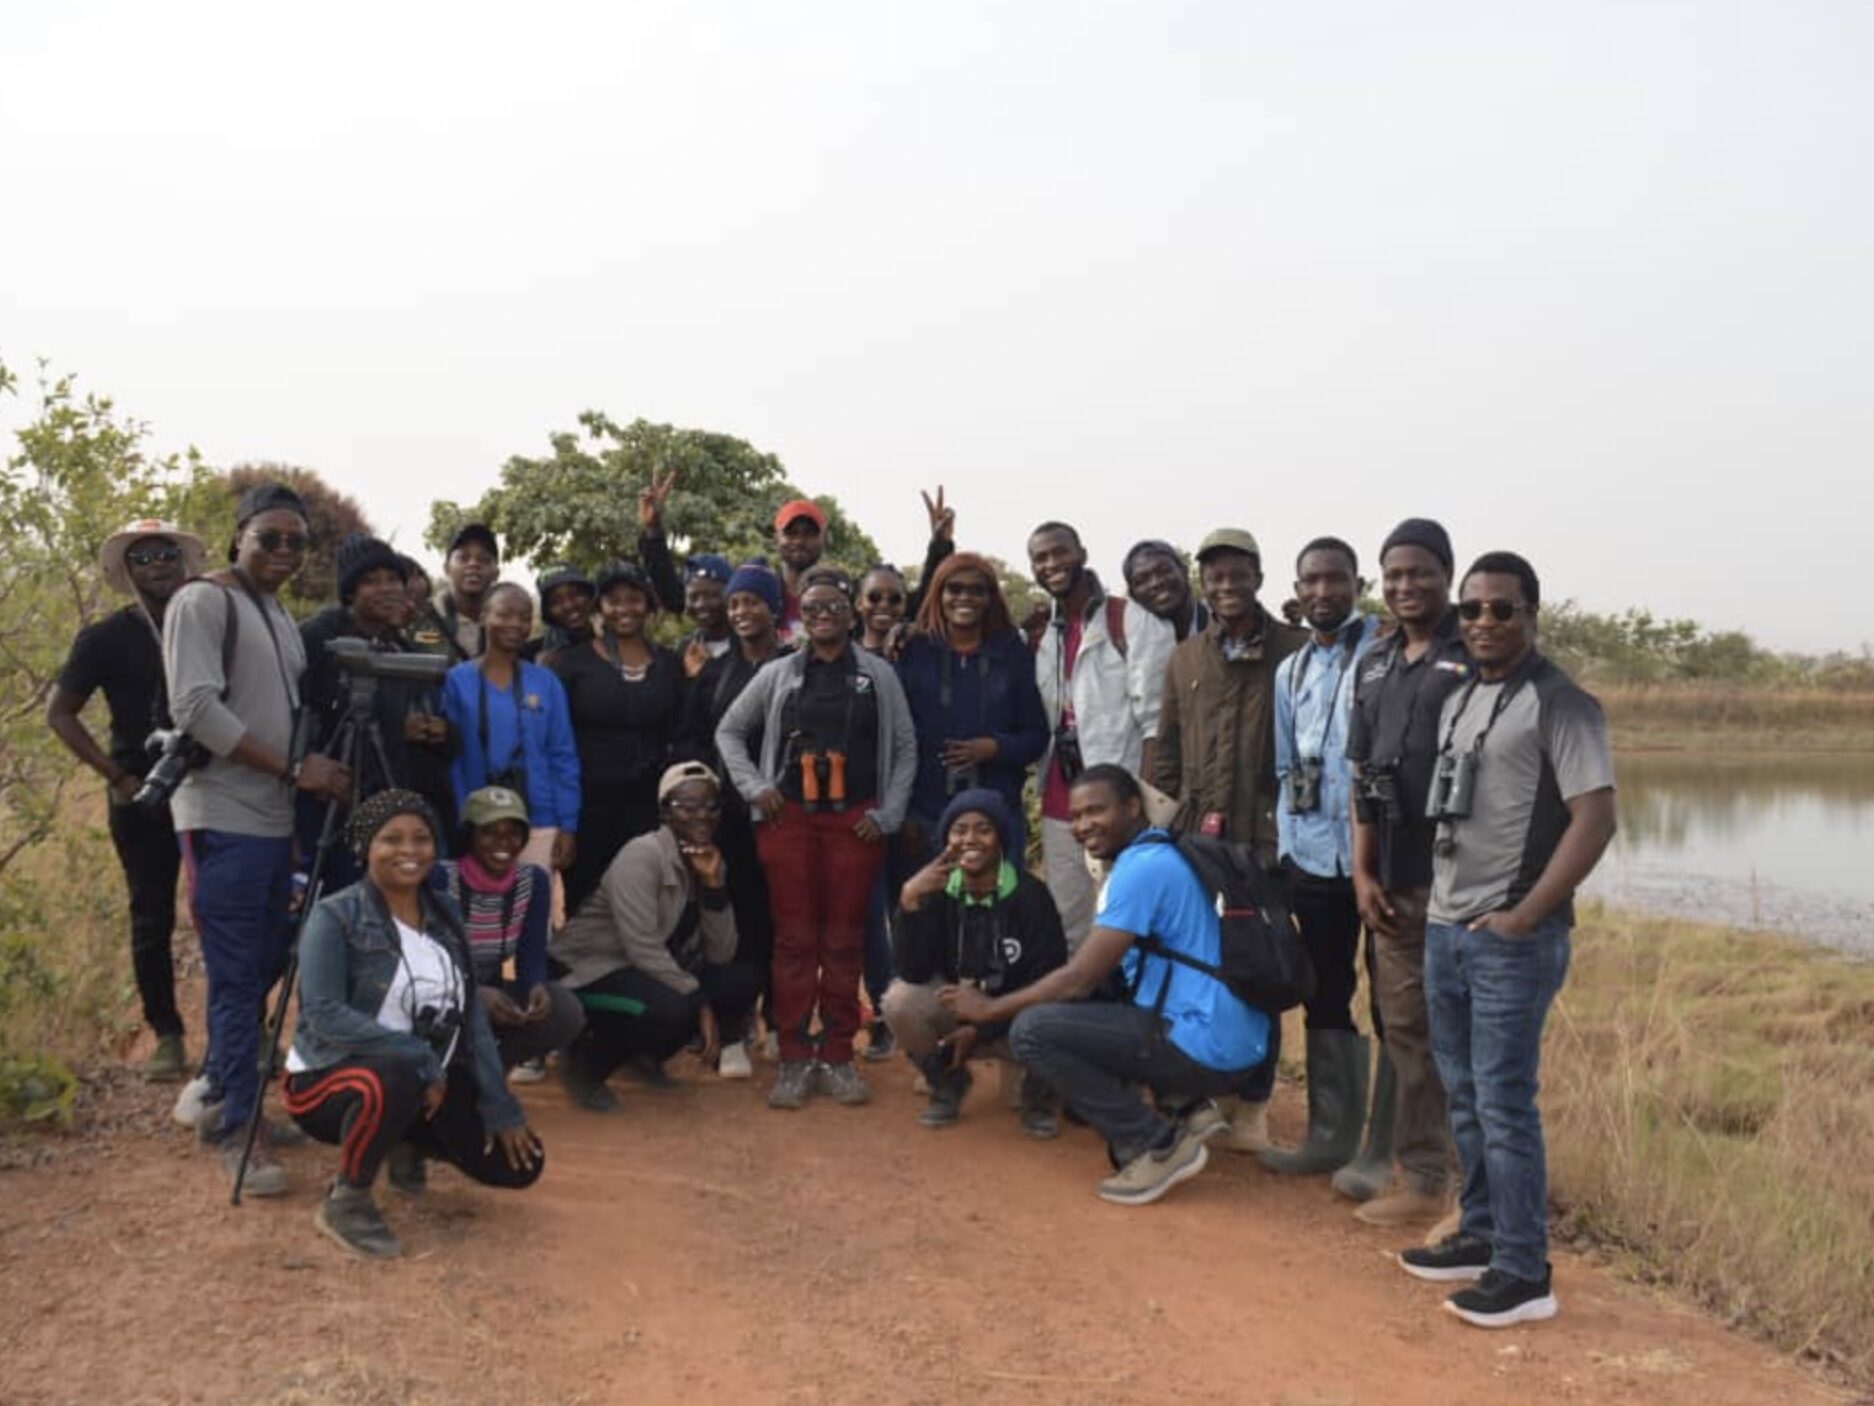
[1052,722,1085,785]
[1353,763,1403,826]
[944,762,981,798]
[1287,755,1324,814]
[132,727,211,810]
[1426,748,1479,821]
[412,1003,461,1053]
[325,634,451,685]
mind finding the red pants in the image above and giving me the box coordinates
[755,801,885,1063]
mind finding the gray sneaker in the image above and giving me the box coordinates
[816,1061,871,1106]
[1179,1098,1230,1144]
[1096,1127,1210,1206]
[315,1182,402,1259]
[220,1139,290,1198]
[767,1060,817,1110]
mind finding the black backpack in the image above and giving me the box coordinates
[1130,832,1316,1015]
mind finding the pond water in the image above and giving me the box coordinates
[1583,751,1874,956]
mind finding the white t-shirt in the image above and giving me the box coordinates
[287,918,464,1074]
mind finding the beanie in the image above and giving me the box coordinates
[724,562,783,617]
[685,553,732,584]
[336,533,404,605]
[1380,518,1454,573]
[937,787,1018,860]
[345,789,443,862]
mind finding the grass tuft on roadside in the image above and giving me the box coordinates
[1598,684,1874,752]
[1549,902,1874,1385]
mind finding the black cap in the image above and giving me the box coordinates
[536,564,596,599]
[448,522,499,560]
[234,482,307,529]
[1380,518,1453,572]
[336,533,405,604]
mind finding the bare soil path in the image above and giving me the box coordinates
[0,1060,1849,1406]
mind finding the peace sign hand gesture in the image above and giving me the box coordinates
[921,485,955,543]
[639,467,679,531]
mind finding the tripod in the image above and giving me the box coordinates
[231,670,397,1205]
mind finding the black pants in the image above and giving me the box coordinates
[719,811,774,1018]
[573,962,763,1078]
[108,798,184,1038]
[564,780,660,915]
[1291,871,1382,1036]
[285,1057,545,1191]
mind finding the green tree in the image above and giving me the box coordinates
[424,412,880,576]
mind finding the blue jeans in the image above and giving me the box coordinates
[1425,918,1571,1282]
[1011,1001,1250,1165]
[182,830,295,1141]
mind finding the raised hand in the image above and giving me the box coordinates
[921,485,956,543]
[639,466,679,531]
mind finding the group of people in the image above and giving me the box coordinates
[50,478,1615,1331]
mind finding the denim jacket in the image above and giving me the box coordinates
[291,880,524,1132]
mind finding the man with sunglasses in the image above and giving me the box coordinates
[47,519,208,1083]
[163,482,352,1195]
[1396,551,1615,1329]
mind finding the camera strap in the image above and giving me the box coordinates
[1289,616,1366,760]
[229,569,301,712]
[476,662,527,782]
[1436,656,1534,761]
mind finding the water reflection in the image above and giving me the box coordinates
[1584,752,1874,955]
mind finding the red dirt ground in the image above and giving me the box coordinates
[0,1048,1852,1406]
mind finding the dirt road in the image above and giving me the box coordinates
[0,1059,1847,1406]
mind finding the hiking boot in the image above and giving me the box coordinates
[172,1074,215,1129]
[1399,1232,1493,1283]
[768,1060,817,1110]
[197,1107,305,1149]
[561,1051,620,1112]
[509,1056,548,1084]
[1260,1029,1369,1175]
[1018,1070,1059,1140]
[916,1055,971,1128]
[1213,1095,1273,1154]
[1444,1266,1558,1328]
[718,1041,753,1080]
[1097,1127,1211,1206]
[1331,1047,1398,1202]
[817,1060,871,1106]
[1179,1098,1230,1144]
[1355,1177,1446,1227]
[143,1034,188,1084]
[315,1181,402,1260]
[220,1139,289,1198]
[861,1019,896,1062]
[386,1142,428,1195]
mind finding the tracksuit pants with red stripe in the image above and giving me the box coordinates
[284,1057,544,1191]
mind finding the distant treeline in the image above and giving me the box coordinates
[1541,603,1874,691]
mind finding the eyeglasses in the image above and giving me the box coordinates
[125,545,182,567]
[863,590,905,606]
[941,580,991,598]
[666,799,722,817]
[250,529,309,554]
[1458,599,1527,622]
[800,599,852,619]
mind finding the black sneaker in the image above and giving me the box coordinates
[1398,1232,1492,1283]
[861,1020,896,1062]
[1444,1266,1558,1328]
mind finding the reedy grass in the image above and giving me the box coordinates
[1599,683,1874,752]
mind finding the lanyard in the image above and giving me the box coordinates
[230,569,300,711]
[1437,658,1533,760]
[476,663,526,780]
[1288,617,1366,759]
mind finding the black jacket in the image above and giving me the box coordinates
[893,867,1066,1000]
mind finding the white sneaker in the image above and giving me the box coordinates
[718,1041,753,1080]
[758,1031,779,1061]
[510,1056,547,1084]
[172,1073,214,1128]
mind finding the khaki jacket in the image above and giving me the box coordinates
[551,827,736,995]
[1148,609,1306,857]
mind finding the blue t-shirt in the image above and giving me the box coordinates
[1100,830,1270,1073]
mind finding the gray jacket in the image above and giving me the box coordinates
[552,827,737,995]
[714,646,917,834]
[162,576,304,837]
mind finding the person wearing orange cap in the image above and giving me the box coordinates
[46,518,207,1083]
[771,498,829,639]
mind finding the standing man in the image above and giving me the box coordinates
[1028,521,1175,951]
[1122,540,1209,642]
[435,522,499,660]
[1147,527,1305,1153]
[47,518,207,1083]
[1397,552,1615,1328]
[1260,537,1381,1175]
[165,483,351,1194]
[773,498,830,640]
[1340,517,1466,1227]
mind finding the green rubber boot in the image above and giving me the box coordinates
[1330,1045,1397,1202]
[1260,1029,1370,1175]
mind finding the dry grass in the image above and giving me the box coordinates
[1547,902,1874,1386]
[1599,684,1874,752]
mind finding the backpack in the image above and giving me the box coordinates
[1130,832,1315,1015]
[1103,594,1128,658]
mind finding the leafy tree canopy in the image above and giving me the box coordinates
[425,412,880,578]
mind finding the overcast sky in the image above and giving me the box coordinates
[3,1,1869,651]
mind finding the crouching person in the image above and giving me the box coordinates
[941,765,1271,1206]
[433,785,586,1076]
[285,790,544,1259]
[550,762,763,1110]
[887,788,1066,1135]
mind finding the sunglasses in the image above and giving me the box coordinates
[800,599,852,619]
[1459,599,1528,622]
[863,590,906,605]
[125,545,182,567]
[250,529,309,554]
[942,579,991,598]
